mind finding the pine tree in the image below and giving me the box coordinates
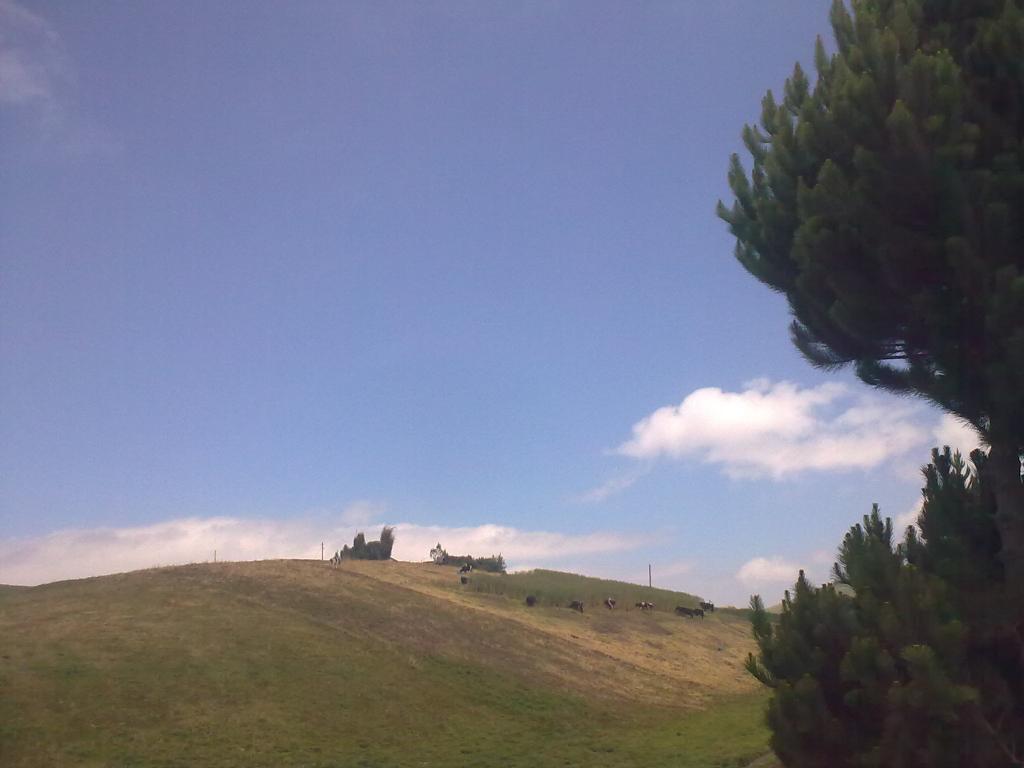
[747,449,1023,766]
[717,0,1024,595]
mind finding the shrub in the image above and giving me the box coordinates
[336,526,396,562]
[429,543,447,564]
[444,554,506,573]
[428,546,507,573]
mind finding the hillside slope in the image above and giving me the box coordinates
[0,560,767,767]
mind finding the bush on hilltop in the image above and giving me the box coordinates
[427,543,506,573]
[336,526,396,561]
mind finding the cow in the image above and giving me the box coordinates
[525,595,537,607]
[569,600,584,613]
[329,553,341,568]
[604,597,616,610]
[700,601,715,613]
[635,601,655,611]
[675,605,695,617]
[460,575,468,585]
[459,564,473,574]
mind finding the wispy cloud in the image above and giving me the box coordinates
[654,559,694,579]
[573,465,650,503]
[0,515,648,586]
[735,555,805,587]
[0,0,66,115]
[616,379,927,479]
[339,499,388,526]
[0,0,116,156]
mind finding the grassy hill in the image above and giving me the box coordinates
[0,560,770,767]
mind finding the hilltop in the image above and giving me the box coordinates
[0,559,769,767]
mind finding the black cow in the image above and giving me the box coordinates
[459,564,473,574]
[569,600,584,613]
[525,595,537,607]
[460,575,468,585]
[675,605,695,617]
[699,601,715,612]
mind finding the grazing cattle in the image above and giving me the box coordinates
[604,597,616,610]
[459,564,473,574]
[569,600,584,613]
[329,553,341,567]
[675,605,695,617]
[635,601,655,611]
[525,595,537,607]
[700,601,715,613]
[460,576,468,585]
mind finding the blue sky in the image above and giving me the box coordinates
[0,1,980,604]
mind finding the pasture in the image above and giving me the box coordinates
[461,567,702,613]
[0,560,771,767]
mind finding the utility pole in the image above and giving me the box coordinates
[321,542,324,561]
[648,563,652,588]
[214,549,217,563]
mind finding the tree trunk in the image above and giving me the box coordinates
[988,438,1024,615]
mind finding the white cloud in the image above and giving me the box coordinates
[508,563,543,573]
[736,555,804,587]
[0,516,324,586]
[932,414,982,456]
[390,523,648,564]
[616,379,927,478]
[894,500,922,532]
[890,416,981,530]
[0,516,648,586]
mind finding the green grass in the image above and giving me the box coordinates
[609,694,775,768]
[0,561,771,767]
[463,567,704,613]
